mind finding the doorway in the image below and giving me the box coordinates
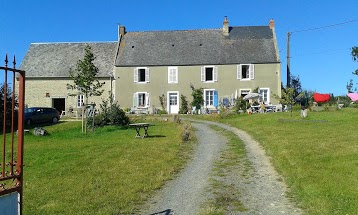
[52,98,65,113]
[167,91,179,114]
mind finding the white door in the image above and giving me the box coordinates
[168,92,179,114]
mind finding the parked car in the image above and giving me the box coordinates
[24,107,60,126]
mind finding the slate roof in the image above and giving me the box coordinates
[20,42,117,77]
[115,26,279,67]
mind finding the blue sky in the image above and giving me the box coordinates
[1,0,357,96]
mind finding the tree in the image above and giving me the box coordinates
[290,75,302,98]
[349,46,358,92]
[0,83,17,130]
[67,45,104,133]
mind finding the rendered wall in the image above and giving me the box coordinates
[114,63,281,112]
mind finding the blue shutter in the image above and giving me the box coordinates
[213,90,218,107]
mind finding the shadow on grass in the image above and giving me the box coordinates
[278,119,328,123]
[147,135,166,138]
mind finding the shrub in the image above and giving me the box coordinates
[234,96,247,113]
[181,123,192,142]
[157,109,168,114]
[88,96,130,128]
[179,95,189,114]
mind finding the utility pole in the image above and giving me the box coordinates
[287,32,291,87]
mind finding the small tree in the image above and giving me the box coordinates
[235,96,247,113]
[159,94,166,110]
[179,95,189,114]
[67,45,104,133]
[190,84,203,113]
[290,75,303,98]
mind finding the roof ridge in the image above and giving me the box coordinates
[127,28,221,33]
[31,41,117,45]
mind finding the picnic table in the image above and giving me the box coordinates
[129,123,151,138]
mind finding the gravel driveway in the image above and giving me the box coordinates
[140,120,302,215]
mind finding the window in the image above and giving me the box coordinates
[259,88,270,104]
[204,89,218,107]
[240,89,251,98]
[169,93,178,105]
[237,64,254,80]
[133,92,150,108]
[201,66,218,82]
[77,95,84,107]
[168,67,178,83]
[134,67,150,83]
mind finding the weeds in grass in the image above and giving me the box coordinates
[199,126,251,214]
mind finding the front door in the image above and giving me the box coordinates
[167,91,179,114]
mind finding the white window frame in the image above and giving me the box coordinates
[201,66,218,82]
[168,66,178,83]
[134,67,150,83]
[259,88,270,104]
[77,95,84,108]
[133,92,150,108]
[237,64,254,80]
[239,89,251,99]
[204,89,215,107]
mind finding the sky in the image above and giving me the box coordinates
[1,0,358,96]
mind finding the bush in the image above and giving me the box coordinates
[157,109,168,114]
[179,95,189,114]
[234,96,247,113]
[88,97,130,128]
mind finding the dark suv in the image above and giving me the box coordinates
[24,107,60,126]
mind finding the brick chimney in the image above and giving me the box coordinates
[222,16,229,36]
[269,19,275,29]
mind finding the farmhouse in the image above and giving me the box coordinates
[20,17,281,114]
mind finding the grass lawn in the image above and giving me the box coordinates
[198,108,358,215]
[17,120,192,214]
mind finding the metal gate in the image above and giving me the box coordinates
[0,54,25,215]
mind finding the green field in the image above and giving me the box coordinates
[214,108,358,215]
[3,108,357,214]
[19,120,192,214]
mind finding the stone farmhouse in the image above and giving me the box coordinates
[19,17,281,114]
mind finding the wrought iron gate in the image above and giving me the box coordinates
[0,54,25,214]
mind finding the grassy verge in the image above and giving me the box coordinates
[15,120,193,214]
[211,108,358,214]
[199,126,251,215]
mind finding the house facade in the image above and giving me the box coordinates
[19,42,117,114]
[19,17,281,115]
[113,17,281,114]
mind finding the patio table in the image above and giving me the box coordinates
[129,123,151,138]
